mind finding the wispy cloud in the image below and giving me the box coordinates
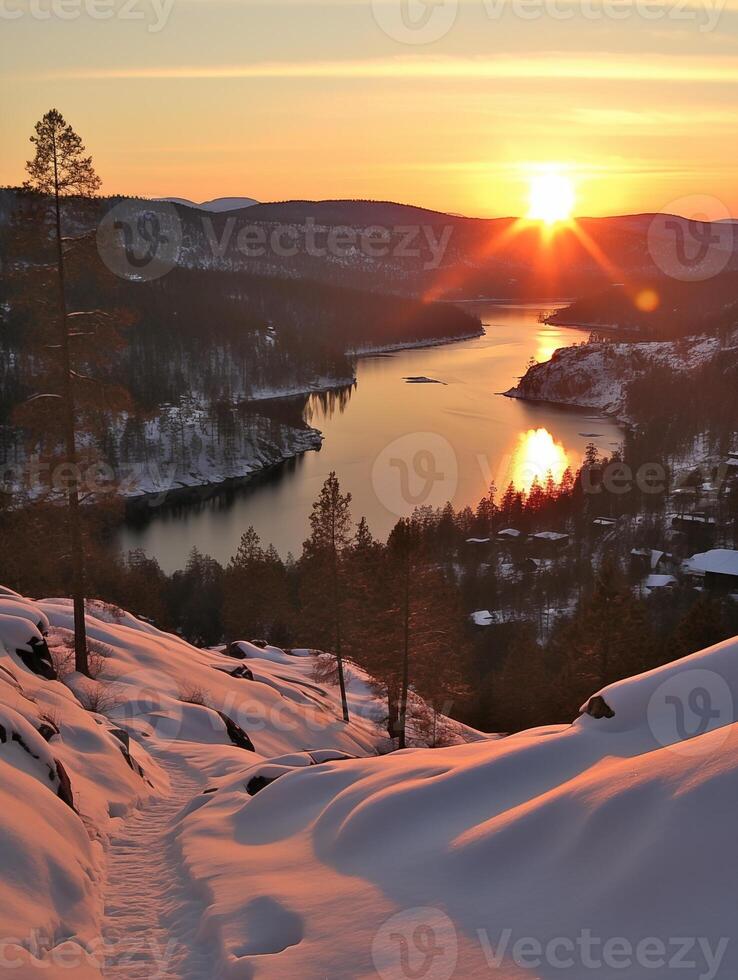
[31,53,738,83]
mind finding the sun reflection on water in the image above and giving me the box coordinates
[535,329,565,365]
[511,428,571,492]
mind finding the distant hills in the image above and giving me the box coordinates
[156,196,260,212]
[3,188,738,308]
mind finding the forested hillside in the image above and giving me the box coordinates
[0,190,480,498]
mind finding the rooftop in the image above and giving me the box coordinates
[685,549,738,577]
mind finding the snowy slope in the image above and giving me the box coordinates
[0,592,736,978]
[176,638,738,979]
[0,592,477,976]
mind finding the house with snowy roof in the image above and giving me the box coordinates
[683,549,738,592]
[529,531,570,556]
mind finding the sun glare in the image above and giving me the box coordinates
[528,171,576,225]
[512,428,571,492]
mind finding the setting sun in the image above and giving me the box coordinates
[528,171,576,225]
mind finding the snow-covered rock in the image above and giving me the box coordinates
[505,335,721,418]
[0,596,50,634]
[0,613,54,679]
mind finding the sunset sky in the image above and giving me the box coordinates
[3,0,738,217]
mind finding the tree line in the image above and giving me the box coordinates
[2,438,737,739]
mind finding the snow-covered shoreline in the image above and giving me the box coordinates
[121,423,324,507]
[124,330,483,505]
[245,374,356,403]
[347,325,485,357]
[504,334,723,423]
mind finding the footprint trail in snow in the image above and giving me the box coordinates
[103,755,211,979]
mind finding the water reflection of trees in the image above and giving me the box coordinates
[305,383,356,423]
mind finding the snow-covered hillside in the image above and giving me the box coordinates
[0,592,476,977]
[0,591,735,978]
[506,335,722,418]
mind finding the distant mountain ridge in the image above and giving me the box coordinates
[4,187,738,301]
[156,195,260,212]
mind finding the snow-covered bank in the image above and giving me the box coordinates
[347,326,485,357]
[117,413,324,502]
[123,331,481,502]
[245,374,356,403]
[505,334,722,420]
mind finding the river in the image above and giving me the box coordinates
[118,302,623,571]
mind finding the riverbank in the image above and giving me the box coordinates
[122,329,484,509]
[119,303,627,568]
[504,334,722,424]
[347,325,485,356]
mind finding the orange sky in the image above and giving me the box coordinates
[3,0,738,216]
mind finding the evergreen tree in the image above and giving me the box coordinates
[223,528,292,644]
[672,595,726,659]
[548,560,653,712]
[299,472,353,721]
[22,110,103,674]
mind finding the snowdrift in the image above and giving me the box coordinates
[0,593,471,975]
[0,590,735,978]
[178,637,738,979]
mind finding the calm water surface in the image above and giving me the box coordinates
[119,302,623,570]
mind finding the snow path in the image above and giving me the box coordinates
[103,753,212,979]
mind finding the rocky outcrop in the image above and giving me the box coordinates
[109,728,145,776]
[584,695,615,720]
[246,774,277,796]
[505,335,720,419]
[0,714,76,810]
[226,665,254,681]
[37,721,59,743]
[225,642,248,660]
[15,636,56,681]
[54,760,75,810]
[0,614,56,680]
[217,711,256,752]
